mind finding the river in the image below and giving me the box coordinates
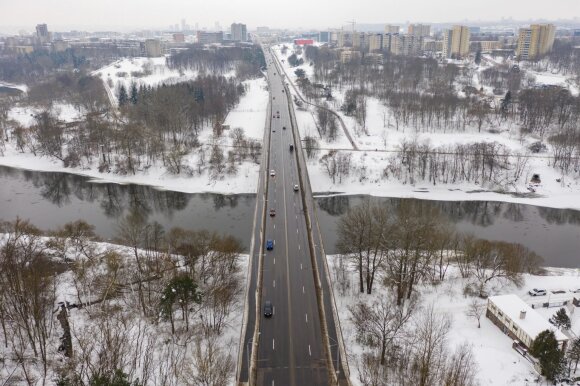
[1,165,579,268]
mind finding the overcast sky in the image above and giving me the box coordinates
[1,0,579,32]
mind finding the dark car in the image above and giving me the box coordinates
[289,144,294,151]
[283,126,286,130]
[266,240,274,250]
[269,209,276,217]
[264,301,273,317]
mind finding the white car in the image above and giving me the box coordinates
[528,288,547,296]
[293,184,299,191]
[270,170,276,177]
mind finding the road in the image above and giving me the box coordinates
[237,44,349,386]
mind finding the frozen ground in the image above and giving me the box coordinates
[271,44,580,211]
[327,255,580,386]
[1,76,269,195]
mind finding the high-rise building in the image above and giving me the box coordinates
[368,33,383,52]
[352,32,369,50]
[142,39,162,57]
[442,25,470,58]
[384,25,400,34]
[516,24,556,60]
[318,31,330,43]
[390,34,423,56]
[408,24,431,38]
[36,23,51,44]
[338,30,353,48]
[231,23,247,42]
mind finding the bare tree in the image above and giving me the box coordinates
[466,298,486,328]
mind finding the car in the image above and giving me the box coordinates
[264,301,273,317]
[270,170,275,177]
[283,126,286,130]
[293,184,299,191]
[269,209,276,217]
[570,288,580,293]
[266,240,274,250]
[289,144,294,151]
[528,288,547,296]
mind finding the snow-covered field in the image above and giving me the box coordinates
[271,44,580,211]
[328,254,580,386]
[1,74,269,195]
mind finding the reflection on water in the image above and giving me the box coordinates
[1,165,579,268]
[0,166,255,249]
[316,195,580,268]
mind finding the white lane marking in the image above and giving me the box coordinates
[296,229,299,234]
[298,245,300,250]
[273,258,275,265]
[308,345,311,356]
[306,313,308,323]
[273,306,275,315]
[303,286,305,294]
[274,224,276,230]
[273,339,275,350]
[300,263,303,270]
[273,280,276,288]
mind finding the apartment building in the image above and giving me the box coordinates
[391,34,423,56]
[368,33,383,52]
[142,39,163,57]
[443,25,471,59]
[231,23,247,42]
[516,24,556,60]
[340,49,362,63]
[408,24,431,38]
[196,31,224,45]
[384,25,400,34]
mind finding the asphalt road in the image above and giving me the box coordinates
[238,45,348,386]
[253,48,329,386]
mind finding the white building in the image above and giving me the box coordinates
[486,294,569,351]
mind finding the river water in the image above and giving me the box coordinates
[1,166,579,268]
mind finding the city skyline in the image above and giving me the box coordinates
[1,0,579,33]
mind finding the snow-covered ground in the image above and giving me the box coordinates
[92,56,235,106]
[0,75,269,195]
[328,255,580,386]
[7,103,85,127]
[0,232,248,385]
[271,44,580,211]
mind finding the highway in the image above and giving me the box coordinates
[237,44,348,386]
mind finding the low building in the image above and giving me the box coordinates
[294,39,314,46]
[487,294,569,351]
[471,41,502,53]
[196,31,223,45]
[173,33,185,43]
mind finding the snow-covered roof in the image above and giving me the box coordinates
[488,294,568,342]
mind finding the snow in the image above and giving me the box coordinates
[0,81,28,93]
[7,103,85,127]
[92,57,236,106]
[270,44,580,211]
[489,294,568,342]
[0,76,269,195]
[328,254,580,386]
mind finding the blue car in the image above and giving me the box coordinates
[266,240,274,250]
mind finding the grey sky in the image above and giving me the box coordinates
[1,0,579,32]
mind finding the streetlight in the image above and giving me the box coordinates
[328,336,340,381]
